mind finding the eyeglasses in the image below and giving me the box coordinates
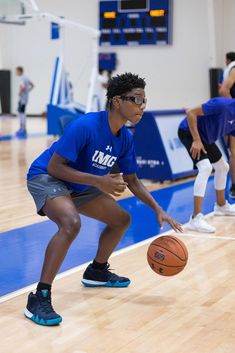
[119,95,147,106]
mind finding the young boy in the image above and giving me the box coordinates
[25,73,182,326]
[178,97,235,233]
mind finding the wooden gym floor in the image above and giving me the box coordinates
[0,116,235,353]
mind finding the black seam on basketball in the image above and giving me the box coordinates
[147,255,185,268]
[149,243,187,262]
[168,237,188,259]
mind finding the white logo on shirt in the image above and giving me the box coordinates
[106,145,112,152]
[228,120,235,125]
[92,150,117,168]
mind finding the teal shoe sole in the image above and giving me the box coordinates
[24,313,62,326]
[81,280,131,288]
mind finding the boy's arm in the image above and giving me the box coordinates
[48,153,127,196]
[123,173,183,232]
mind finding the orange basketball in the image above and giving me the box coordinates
[147,235,188,276]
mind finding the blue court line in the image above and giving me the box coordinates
[0,178,233,296]
[0,132,47,141]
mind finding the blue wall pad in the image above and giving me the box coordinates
[0,178,231,296]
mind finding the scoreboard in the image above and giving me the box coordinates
[99,0,172,46]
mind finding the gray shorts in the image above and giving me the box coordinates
[27,174,103,216]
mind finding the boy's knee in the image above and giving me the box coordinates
[61,215,81,241]
[121,211,131,228]
[111,210,131,230]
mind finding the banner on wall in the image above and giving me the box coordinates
[51,22,60,40]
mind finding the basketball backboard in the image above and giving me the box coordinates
[0,0,25,24]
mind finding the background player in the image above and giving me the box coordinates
[15,66,34,138]
[219,52,235,198]
[25,73,183,326]
[178,96,235,233]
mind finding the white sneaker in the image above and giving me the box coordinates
[187,213,216,233]
[214,201,235,216]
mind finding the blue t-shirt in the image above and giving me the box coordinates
[179,97,235,144]
[27,111,138,192]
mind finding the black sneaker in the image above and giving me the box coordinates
[81,263,131,288]
[24,290,62,326]
[229,187,235,199]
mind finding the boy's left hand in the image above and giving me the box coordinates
[156,209,183,233]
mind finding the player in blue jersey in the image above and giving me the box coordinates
[24,72,183,326]
[219,52,235,198]
[178,97,235,233]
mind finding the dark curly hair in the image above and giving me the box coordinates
[226,52,235,63]
[106,72,146,108]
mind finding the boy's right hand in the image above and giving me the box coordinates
[96,173,128,196]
